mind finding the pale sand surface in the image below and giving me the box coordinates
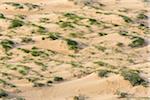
[0,0,149,100]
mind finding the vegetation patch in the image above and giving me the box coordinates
[57,20,75,28]
[94,45,106,52]
[53,76,64,82]
[48,32,61,40]
[0,89,8,98]
[98,69,111,77]
[65,39,79,50]
[64,13,84,21]
[0,39,15,51]
[88,18,101,25]
[121,69,148,86]
[94,61,114,68]
[129,36,145,47]
[9,19,24,28]
[98,32,107,36]
[137,13,148,19]
[0,13,5,19]
[119,15,133,23]
[4,2,24,9]
[21,37,34,43]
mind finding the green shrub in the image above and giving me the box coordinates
[119,31,128,36]
[69,32,83,38]
[129,36,145,47]
[88,18,100,25]
[98,32,107,36]
[116,91,129,98]
[4,2,24,9]
[18,48,30,53]
[137,13,148,19]
[34,61,48,71]
[24,3,40,10]
[65,39,79,50]
[98,69,111,77]
[0,13,5,19]
[54,76,64,82]
[7,64,30,75]
[94,45,106,52]
[30,47,49,57]
[119,15,132,23]
[17,65,30,75]
[0,89,8,98]
[37,26,47,33]
[9,19,24,28]
[64,13,83,21]
[121,69,148,86]
[21,37,34,43]
[48,32,61,40]
[116,42,124,47]
[33,82,45,87]
[0,39,15,51]
[58,20,74,28]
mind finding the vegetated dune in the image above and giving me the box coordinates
[0,0,149,100]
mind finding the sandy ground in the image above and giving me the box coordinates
[0,0,149,100]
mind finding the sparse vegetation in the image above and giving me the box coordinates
[0,39,15,51]
[48,32,61,40]
[0,0,149,99]
[0,89,8,98]
[129,36,145,47]
[58,20,75,28]
[98,69,111,77]
[88,18,100,25]
[54,76,64,82]
[121,69,148,86]
[9,19,24,28]
[137,13,148,19]
[119,15,133,23]
[98,32,107,36]
[0,13,5,19]
[64,13,84,21]
[65,39,79,50]
[116,91,129,98]
[21,37,34,43]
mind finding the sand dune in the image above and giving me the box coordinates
[0,0,149,100]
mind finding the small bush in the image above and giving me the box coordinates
[9,19,24,28]
[30,47,49,57]
[0,13,5,19]
[48,32,61,40]
[119,15,132,23]
[17,65,30,75]
[33,82,45,87]
[37,26,47,33]
[129,36,145,47]
[88,18,100,25]
[137,13,148,19]
[119,31,128,36]
[64,13,83,21]
[94,45,106,52]
[54,76,64,82]
[0,89,8,98]
[98,69,111,77]
[0,39,15,51]
[21,37,34,43]
[58,20,74,28]
[66,39,79,50]
[116,42,124,47]
[121,69,148,86]
[116,91,129,98]
[4,2,24,9]
[98,32,107,36]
